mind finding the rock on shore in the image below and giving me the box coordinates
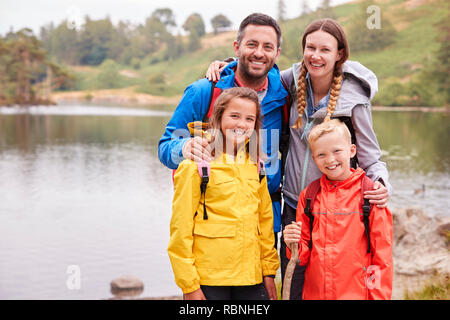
[391,207,450,299]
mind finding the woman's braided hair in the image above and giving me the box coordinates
[292,18,349,129]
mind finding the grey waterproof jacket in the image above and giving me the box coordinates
[281,60,392,208]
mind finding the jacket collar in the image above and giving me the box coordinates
[320,167,365,191]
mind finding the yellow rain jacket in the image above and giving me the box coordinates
[168,150,279,294]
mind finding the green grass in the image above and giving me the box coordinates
[404,273,450,300]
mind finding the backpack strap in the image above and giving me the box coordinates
[258,160,266,182]
[303,178,321,250]
[360,175,374,253]
[279,66,296,190]
[337,116,358,169]
[197,160,211,220]
[203,81,222,122]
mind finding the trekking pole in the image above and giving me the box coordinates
[282,241,299,300]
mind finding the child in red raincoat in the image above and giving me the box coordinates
[283,119,393,300]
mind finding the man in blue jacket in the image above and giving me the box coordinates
[158,13,288,238]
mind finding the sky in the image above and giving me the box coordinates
[0,0,352,36]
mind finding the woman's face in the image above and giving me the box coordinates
[303,30,343,80]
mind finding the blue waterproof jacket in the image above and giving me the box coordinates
[158,61,288,232]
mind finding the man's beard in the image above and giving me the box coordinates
[238,56,273,81]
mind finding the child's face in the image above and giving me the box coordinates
[220,97,257,154]
[303,30,343,81]
[310,130,356,181]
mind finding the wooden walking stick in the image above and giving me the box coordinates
[282,242,299,300]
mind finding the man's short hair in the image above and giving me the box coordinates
[237,13,282,49]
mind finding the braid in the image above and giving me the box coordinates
[324,71,343,122]
[292,62,308,129]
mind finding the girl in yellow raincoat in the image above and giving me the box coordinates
[168,87,279,300]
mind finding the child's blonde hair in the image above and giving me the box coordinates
[208,87,263,162]
[308,119,352,146]
[293,18,349,129]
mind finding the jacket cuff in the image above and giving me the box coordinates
[171,138,189,166]
[262,261,280,277]
[181,282,201,294]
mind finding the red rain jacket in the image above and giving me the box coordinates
[287,168,393,300]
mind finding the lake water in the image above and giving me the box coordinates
[0,104,449,299]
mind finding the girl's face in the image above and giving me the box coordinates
[220,97,257,154]
[303,30,343,80]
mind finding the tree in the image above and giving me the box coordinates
[78,16,116,65]
[300,0,310,17]
[278,0,287,22]
[183,13,205,52]
[152,8,176,28]
[0,28,73,105]
[211,14,232,34]
[183,13,206,37]
[44,20,80,65]
[96,59,121,89]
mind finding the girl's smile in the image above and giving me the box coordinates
[220,97,257,155]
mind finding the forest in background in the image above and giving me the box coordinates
[0,0,448,107]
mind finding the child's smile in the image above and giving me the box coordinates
[220,97,257,155]
[310,130,356,181]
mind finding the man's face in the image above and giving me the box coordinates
[233,24,281,81]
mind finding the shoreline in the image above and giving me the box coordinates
[372,105,450,112]
[48,89,448,111]
[50,88,181,107]
[2,88,448,112]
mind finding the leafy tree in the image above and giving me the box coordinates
[211,14,232,34]
[78,16,116,65]
[0,28,73,105]
[96,59,121,89]
[183,13,206,37]
[43,20,80,65]
[278,0,287,22]
[300,0,310,17]
[152,8,176,28]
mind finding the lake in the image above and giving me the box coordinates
[0,103,449,299]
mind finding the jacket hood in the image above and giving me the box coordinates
[342,60,378,101]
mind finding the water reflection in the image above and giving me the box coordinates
[373,111,450,216]
[0,105,178,299]
[0,105,449,300]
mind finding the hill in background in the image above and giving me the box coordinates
[55,0,449,107]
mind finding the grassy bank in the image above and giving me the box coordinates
[404,273,450,300]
